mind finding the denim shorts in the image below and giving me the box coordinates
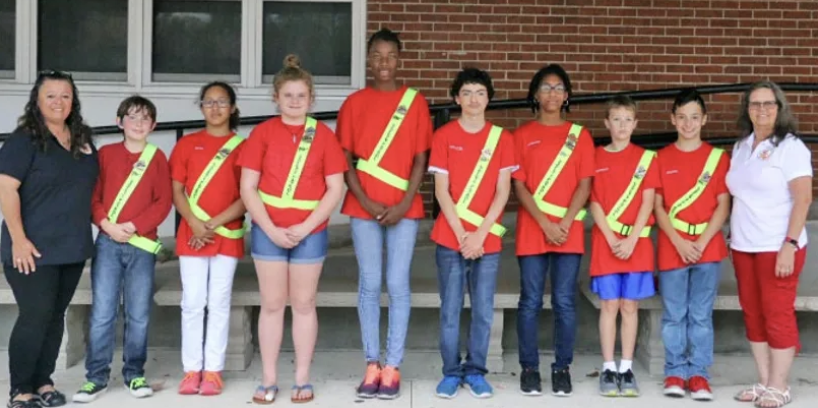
[591,271,656,300]
[250,223,328,264]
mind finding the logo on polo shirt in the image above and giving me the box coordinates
[527,140,541,148]
[303,126,316,143]
[699,171,711,184]
[595,167,609,173]
[480,148,492,162]
[133,160,147,171]
[566,133,577,150]
[217,148,230,159]
[449,145,463,151]
[758,148,773,160]
[634,165,647,179]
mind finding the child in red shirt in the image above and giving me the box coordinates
[74,96,172,402]
[429,68,515,399]
[589,96,659,397]
[337,28,433,400]
[170,82,247,396]
[513,64,594,397]
[238,55,347,404]
[654,89,730,400]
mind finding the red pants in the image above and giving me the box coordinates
[732,248,807,350]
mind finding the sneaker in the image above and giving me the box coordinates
[435,376,461,399]
[519,368,542,396]
[377,366,400,400]
[356,363,381,398]
[688,376,713,401]
[551,367,573,397]
[598,369,619,397]
[178,371,201,395]
[663,376,686,398]
[464,375,493,399]
[72,382,107,403]
[619,370,640,397]
[126,378,153,398]
[200,371,224,396]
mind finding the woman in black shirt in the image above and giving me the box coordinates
[0,70,99,408]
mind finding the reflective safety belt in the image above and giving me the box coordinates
[605,150,656,238]
[668,148,723,236]
[355,88,418,191]
[188,135,246,239]
[259,117,320,210]
[108,144,163,254]
[454,126,507,237]
[532,123,587,220]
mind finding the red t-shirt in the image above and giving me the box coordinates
[92,142,173,241]
[428,121,516,254]
[336,86,433,219]
[590,144,660,276]
[169,131,246,258]
[237,117,348,233]
[512,121,595,256]
[656,142,730,271]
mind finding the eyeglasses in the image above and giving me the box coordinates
[539,84,566,94]
[201,99,231,108]
[749,100,777,111]
[37,69,73,80]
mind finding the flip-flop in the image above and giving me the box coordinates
[252,385,278,405]
[291,384,314,404]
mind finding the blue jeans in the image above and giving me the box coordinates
[85,234,156,386]
[351,217,419,367]
[658,262,721,379]
[436,246,500,377]
[517,253,581,371]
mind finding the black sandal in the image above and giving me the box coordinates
[35,390,66,407]
[7,397,40,408]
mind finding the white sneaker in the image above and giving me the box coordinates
[126,378,154,398]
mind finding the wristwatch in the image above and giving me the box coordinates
[784,237,799,249]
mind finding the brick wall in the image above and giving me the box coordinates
[367,0,818,217]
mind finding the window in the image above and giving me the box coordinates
[151,0,242,83]
[38,0,128,81]
[0,0,15,78]
[262,1,352,85]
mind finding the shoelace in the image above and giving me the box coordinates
[689,377,710,391]
[80,382,97,393]
[182,372,199,383]
[603,370,618,384]
[203,372,223,387]
[130,378,147,390]
[555,370,571,389]
[621,371,635,384]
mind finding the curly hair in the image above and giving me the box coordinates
[736,81,798,146]
[15,70,92,156]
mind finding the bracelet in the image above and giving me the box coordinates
[784,237,799,249]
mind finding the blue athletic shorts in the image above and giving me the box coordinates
[591,272,656,301]
[250,223,328,264]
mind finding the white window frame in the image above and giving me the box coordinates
[254,0,364,90]
[2,0,366,99]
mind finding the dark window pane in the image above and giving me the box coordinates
[0,0,14,76]
[262,2,352,85]
[38,0,128,80]
[152,0,241,82]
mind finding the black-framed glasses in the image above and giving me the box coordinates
[37,69,73,80]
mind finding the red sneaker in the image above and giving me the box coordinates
[200,371,224,396]
[355,363,381,399]
[663,376,686,398]
[688,376,713,401]
[178,371,201,395]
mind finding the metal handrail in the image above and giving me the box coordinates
[3,82,818,141]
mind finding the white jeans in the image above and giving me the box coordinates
[179,255,238,372]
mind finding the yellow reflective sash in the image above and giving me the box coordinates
[454,125,506,237]
[259,117,320,210]
[605,149,655,238]
[108,144,162,254]
[355,88,418,191]
[532,123,587,220]
[668,148,723,236]
[188,135,246,239]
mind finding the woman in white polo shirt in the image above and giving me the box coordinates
[726,81,813,408]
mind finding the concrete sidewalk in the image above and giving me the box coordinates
[2,351,816,407]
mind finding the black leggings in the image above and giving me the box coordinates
[4,262,84,396]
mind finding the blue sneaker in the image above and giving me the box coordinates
[464,375,493,399]
[435,376,461,399]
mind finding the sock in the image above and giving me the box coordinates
[602,361,617,372]
[619,359,633,373]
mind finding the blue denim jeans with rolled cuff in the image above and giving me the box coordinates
[85,233,156,386]
[516,252,581,371]
[351,217,419,368]
[436,246,500,377]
